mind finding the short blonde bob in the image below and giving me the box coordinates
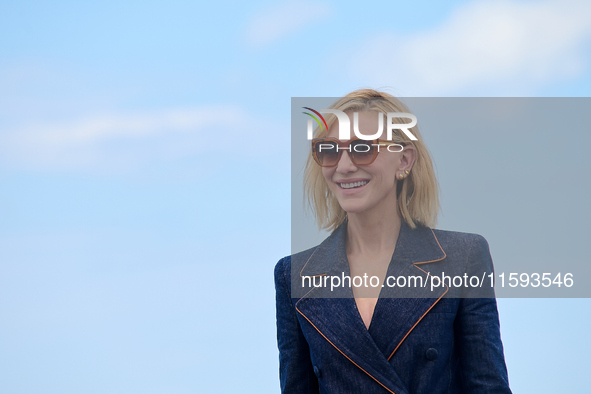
[304,89,439,232]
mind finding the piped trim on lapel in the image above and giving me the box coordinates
[413,228,447,265]
[295,299,399,394]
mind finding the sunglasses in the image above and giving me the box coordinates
[311,137,405,167]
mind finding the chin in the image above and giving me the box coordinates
[338,202,368,215]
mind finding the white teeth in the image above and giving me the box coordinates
[339,180,369,189]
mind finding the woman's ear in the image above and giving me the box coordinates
[399,145,416,172]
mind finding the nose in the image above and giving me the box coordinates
[336,149,358,174]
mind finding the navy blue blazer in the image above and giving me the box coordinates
[275,221,511,393]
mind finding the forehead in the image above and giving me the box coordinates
[327,110,384,140]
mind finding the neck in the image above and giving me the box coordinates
[345,204,402,257]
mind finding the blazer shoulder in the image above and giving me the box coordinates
[274,244,319,284]
[275,243,319,275]
[431,228,496,297]
[432,228,490,253]
[432,228,495,276]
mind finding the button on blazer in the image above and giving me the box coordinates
[275,222,512,394]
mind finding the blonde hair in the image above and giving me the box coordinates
[303,89,439,231]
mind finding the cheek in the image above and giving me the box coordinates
[321,168,333,182]
[373,166,397,190]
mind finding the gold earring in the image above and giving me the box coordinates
[398,173,405,180]
[404,170,410,175]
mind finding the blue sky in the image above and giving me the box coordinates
[1,0,591,393]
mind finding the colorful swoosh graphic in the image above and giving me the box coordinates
[302,107,328,132]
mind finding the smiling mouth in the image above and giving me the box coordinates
[338,180,369,189]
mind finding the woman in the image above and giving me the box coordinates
[275,89,511,393]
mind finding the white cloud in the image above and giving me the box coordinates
[0,105,285,171]
[347,0,591,95]
[246,0,330,47]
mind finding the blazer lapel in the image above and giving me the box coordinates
[368,223,449,360]
[294,222,448,393]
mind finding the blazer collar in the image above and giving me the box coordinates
[299,219,446,279]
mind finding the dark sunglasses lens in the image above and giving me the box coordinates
[314,141,339,166]
[350,140,376,165]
